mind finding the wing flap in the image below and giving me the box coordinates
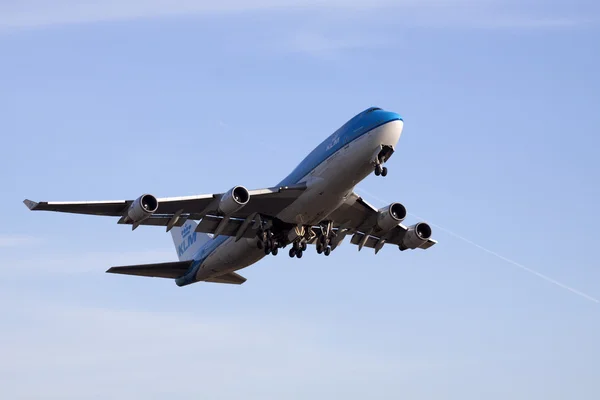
[194,216,256,238]
[419,239,438,249]
[350,232,379,249]
[106,260,193,279]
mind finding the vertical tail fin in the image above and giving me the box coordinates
[170,220,212,261]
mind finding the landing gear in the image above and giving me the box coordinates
[374,164,388,177]
[257,225,281,256]
[315,221,335,256]
[289,247,303,258]
[373,145,393,177]
[316,242,324,254]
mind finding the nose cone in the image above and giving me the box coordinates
[373,112,403,148]
[378,109,403,124]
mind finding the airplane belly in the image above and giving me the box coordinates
[195,238,265,281]
[276,120,403,225]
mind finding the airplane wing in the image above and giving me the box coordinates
[24,183,306,231]
[326,192,437,252]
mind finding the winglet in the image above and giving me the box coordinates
[23,199,39,210]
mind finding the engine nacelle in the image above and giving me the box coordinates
[376,202,407,231]
[218,186,250,215]
[127,194,159,221]
[400,222,432,250]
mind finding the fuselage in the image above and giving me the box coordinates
[176,107,404,286]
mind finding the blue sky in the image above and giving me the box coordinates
[1,0,599,398]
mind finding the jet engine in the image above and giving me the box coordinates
[400,222,432,250]
[218,186,250,215]
[376,202,407,231]
[127,194,159,221]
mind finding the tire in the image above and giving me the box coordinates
[324,247,331,256]
[272,247,278,256]
[297,250,303,259]
[289,248,296,258]
[381,167,388,177]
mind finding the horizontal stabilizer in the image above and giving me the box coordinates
[106,260,193,279]
[204,271,247,285]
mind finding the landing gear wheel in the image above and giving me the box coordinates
[296,250,303,259]
[316,243,323,254]
[324,246,331,256]
[289,248,296,258]
[301,241,308,251]
[264,246,271,255]
[381,166,388,177]
[257,240,263,249]
[272,247,278,256]
[375,165,382,176]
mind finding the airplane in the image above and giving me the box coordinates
[23,107,437,287]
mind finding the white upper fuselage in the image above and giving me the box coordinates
[190,114,404,283]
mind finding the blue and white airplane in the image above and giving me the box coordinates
[24,107,436,286]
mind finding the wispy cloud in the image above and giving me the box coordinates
[2,0,591,32]
[0,0,397,30]
[286,31,388,59]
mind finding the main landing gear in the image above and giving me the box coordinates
[288,240,307,258]
[256,221,337,259]
[315,221,335,256]
[256,227,280,256]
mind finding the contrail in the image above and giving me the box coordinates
[355,187,600,304]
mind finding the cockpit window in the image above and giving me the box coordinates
[365,107,382,113]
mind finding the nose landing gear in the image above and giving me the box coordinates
[374,164,388,177]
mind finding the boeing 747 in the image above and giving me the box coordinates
[24,107,436,286]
